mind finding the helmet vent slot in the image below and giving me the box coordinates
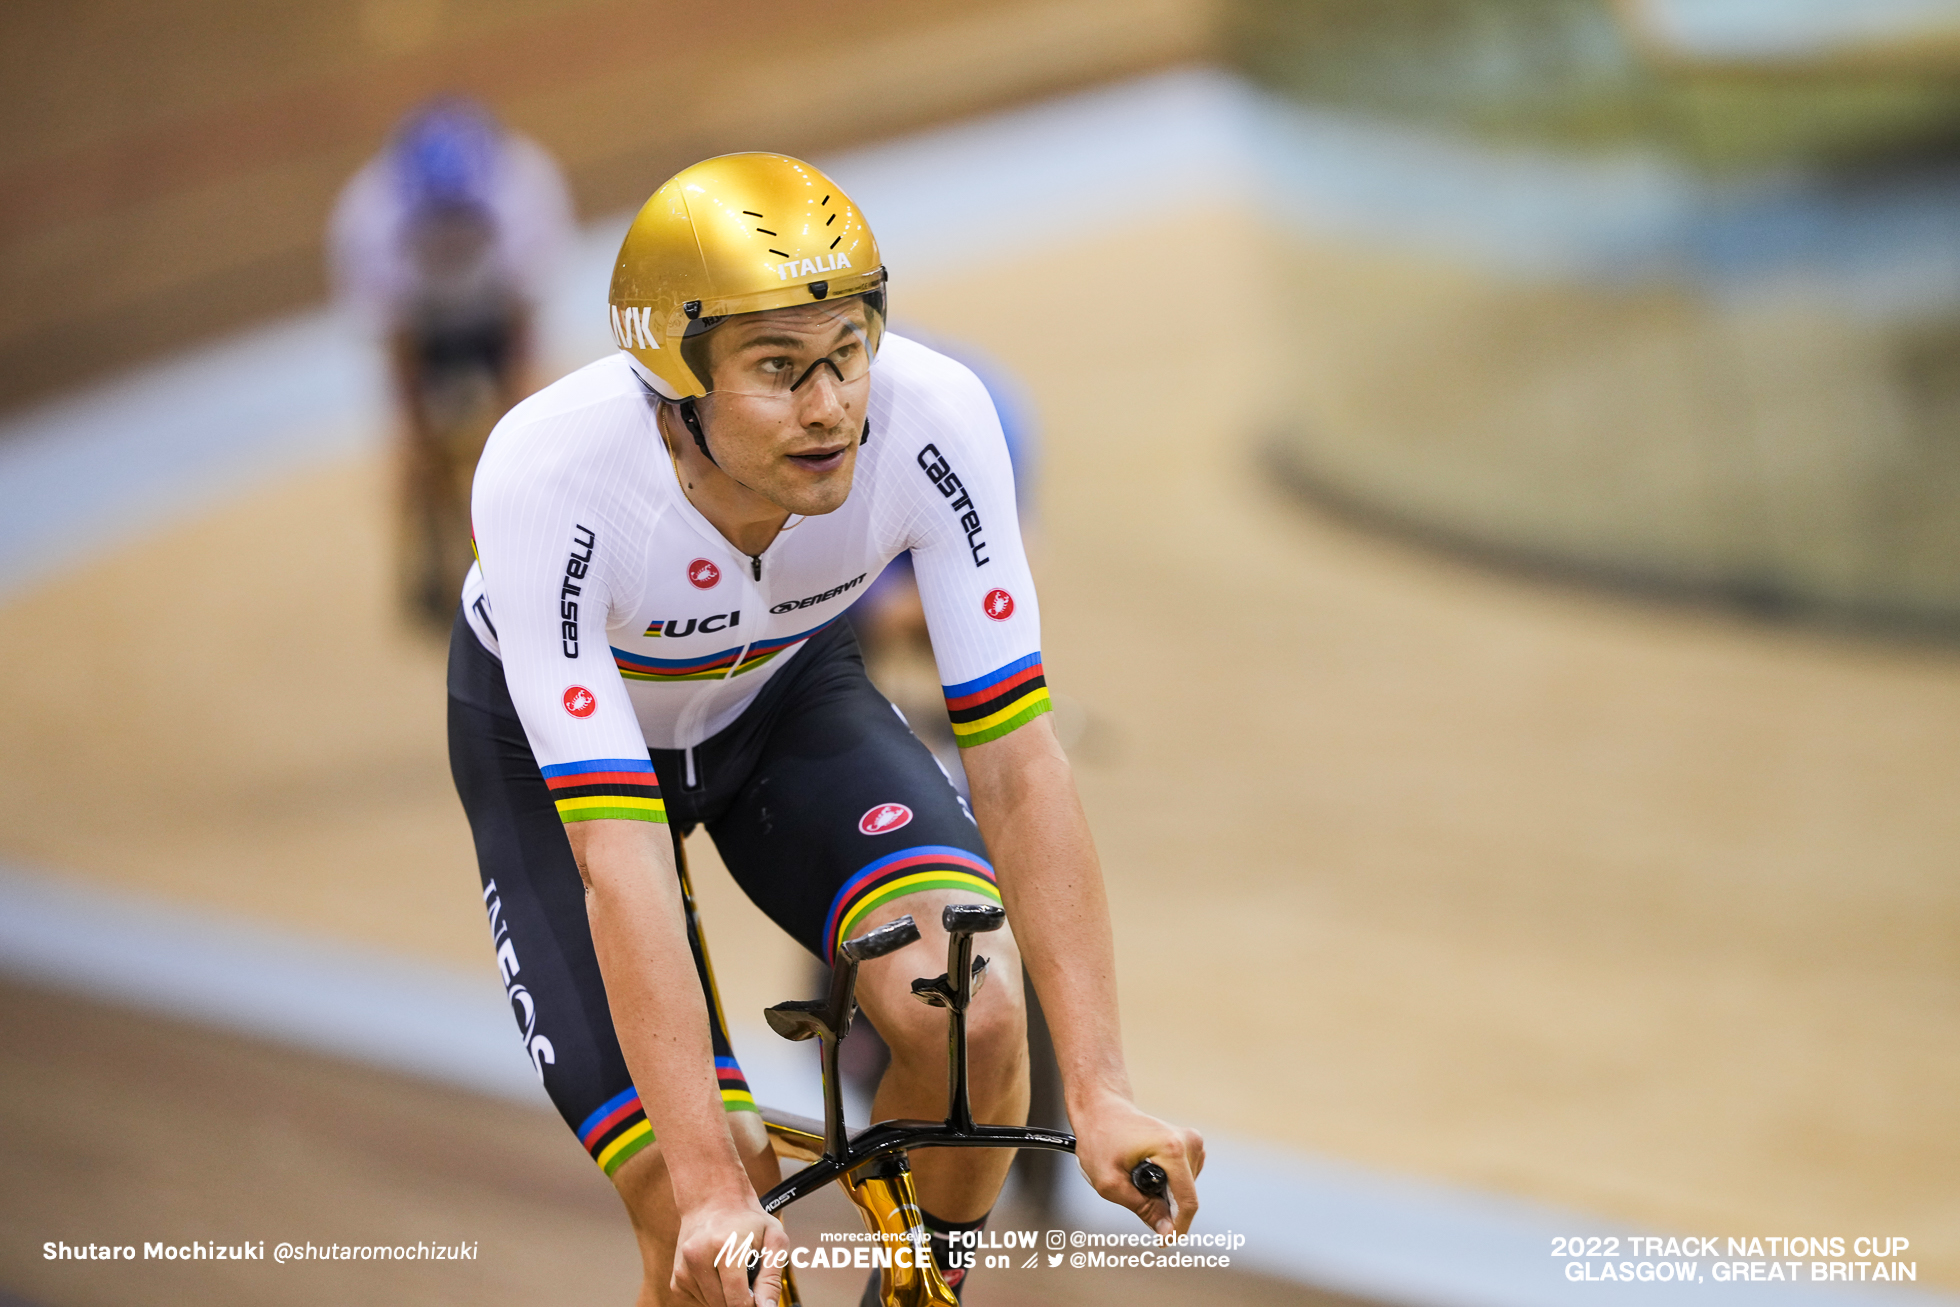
[825,214,836,226]
[821,195,830,206]
[742,210,763,217]
[768,248,789,257]
[754,227,776,236]
[829,237,841,249]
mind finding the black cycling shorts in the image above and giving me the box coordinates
[446,609,996,1178]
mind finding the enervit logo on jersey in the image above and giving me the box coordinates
[858,803,913,836]
[688,559,721,589]
[770,572,867,614]
[563,685,597,718]
[983,589,1015,621]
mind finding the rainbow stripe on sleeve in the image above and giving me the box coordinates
[823,846,1000,963]
[942,653,1052,748]
[541,757,666,824]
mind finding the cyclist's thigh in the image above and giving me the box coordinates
[446,614,750,1178]
[706,653,999,964]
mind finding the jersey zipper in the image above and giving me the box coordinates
[723,550,760,680]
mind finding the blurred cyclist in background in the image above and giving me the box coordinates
[330,97,574,628]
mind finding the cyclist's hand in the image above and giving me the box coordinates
[671,1196,788,1307]
[1073,1094,1205,1237]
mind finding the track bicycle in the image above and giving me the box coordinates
[395,321,512,630]
[741,901,1169,1306]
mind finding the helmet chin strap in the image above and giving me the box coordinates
[676,397,720,467]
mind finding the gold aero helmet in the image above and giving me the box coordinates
[608,152,885,400]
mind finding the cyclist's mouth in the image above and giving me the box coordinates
[786,445,848,473]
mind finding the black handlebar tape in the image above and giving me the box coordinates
[840,914,920,962]
[1130,1159,1170,1201]
[941,902,1005,934]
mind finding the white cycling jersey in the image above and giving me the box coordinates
[462,334,1053,821]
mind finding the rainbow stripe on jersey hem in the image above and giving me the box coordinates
[823,846,999,963]
[611,618,835,684]
[613,644,741,681]
[730,619,834,676]
[943,653,1051,748]
[541,757,665,824]
[575,1062,756,1178]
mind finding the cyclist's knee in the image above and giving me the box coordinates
[963,983,1029,1089]
[877,948,1026,1084]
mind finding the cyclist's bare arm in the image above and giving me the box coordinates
[960,714,1205,1236]
[569,818,787,1306]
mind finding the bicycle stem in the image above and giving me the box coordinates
[817,948,859,1161]
[942,925,978,1134]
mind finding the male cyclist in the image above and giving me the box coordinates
[447,153,1201,1307]
[331,97,573,625]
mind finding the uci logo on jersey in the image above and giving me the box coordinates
[644,611,739,638]
[775,252,852,281]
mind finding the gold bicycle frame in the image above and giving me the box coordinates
[762,1109,960,1307]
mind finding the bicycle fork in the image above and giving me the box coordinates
[838,1154,958,1307]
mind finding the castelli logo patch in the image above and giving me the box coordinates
[562,686,597,718]
[983,589,1015,621]
[687,558,721,589]
[858,803,913,836]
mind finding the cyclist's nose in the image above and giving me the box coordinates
[794,365,848,428]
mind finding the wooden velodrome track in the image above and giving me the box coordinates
[3,3,1959,1299]
[2,200,1958,1305]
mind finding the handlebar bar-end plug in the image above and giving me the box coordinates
[1131,1159,1170,1202]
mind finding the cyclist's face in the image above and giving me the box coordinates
[696,300,873,516]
